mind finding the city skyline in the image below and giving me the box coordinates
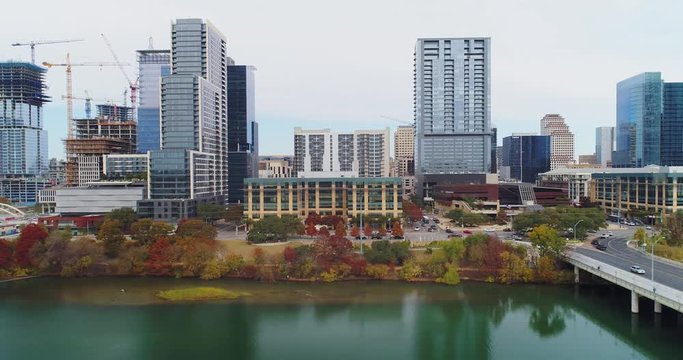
[3,0,683,160]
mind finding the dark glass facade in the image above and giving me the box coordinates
[137,50,170,154]
[227,65,257,203]
[502,135,550,183]
[661,83,683,166]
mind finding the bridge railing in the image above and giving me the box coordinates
[565,251,683,312]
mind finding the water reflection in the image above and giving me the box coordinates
[528,304,570,338]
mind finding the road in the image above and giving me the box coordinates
[573,229,683,291]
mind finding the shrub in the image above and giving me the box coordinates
[420,251,448,278]
[365,264,390,279]
[399,259,422,281]
[437,264,461,285]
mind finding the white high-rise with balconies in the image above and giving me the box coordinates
[394,126,414,177]
[540,114,575,170]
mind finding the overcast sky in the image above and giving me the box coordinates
[3,0,683,160]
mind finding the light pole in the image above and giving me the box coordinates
[651,234,663,285]
[573,219,584,242]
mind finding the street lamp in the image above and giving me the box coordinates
[650,234,663,285]
[573,219,584,242]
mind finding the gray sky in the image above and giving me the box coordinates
[3,0,683,159]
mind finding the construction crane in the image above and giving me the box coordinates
[101,33,138,121]
[42,54,125,139]
[11,39,84,64]
[381,115,414,126]
[61,92,115,118]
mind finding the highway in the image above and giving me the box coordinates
[572,228,683,291]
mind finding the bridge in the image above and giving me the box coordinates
[0,203,25,217]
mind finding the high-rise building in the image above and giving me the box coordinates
[227,64,258,204]
[394,125,414,176]
[136,49,170,154]
[414,38,492,197]
[490,127,497,173]
[0,62,50,204]
[595,126,614,167]
[140,19,229,220]
[540,114,574,170]
[293,128,390,178]
[501,134,551,183]
[614,73,683,167]
[578,154,597,165]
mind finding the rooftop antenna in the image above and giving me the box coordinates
[148,37,154,50]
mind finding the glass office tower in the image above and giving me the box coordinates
[136,49,170,154]
[661,83,683,166]
[414,38,492,197]
[501,135,551,183]
[227,65,258,204]
[595,126,614,167]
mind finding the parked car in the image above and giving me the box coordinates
[448,233,463,238]
[371,233,382,239]
[413,226,421,231]
[445,228,454,234]
[355,235,368,240]
[595,243,607,251]
[463,230,472,235]
[591,239,599,245]
[392,235,404,240]
[646,226,652,230]
[600,234,609,239]
[503,227,512,232]
[428,228,435,232]
[484,228,495,233]
[608,231,613,236]
[433,218,440,224]
[630,265,646,274]
[511,234,522,240]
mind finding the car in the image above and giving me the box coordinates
[392,235,404,240]
[413,226,421,231]
[595,243,607,251]
[433,219,440,224]
[600,234,608,239]
[591,239,599,245]
[445,228,454,234]
[371,233,382,239]
[484,228,495,232]
[503,227,512,232]
[608,231,613,236]
[646,226,652,230]
[428,228,435,232]
[512,234,522,240]
[630,265,646,274]
[463,230,472,235]
[355,235,368,240]
[448,233,463,238]
[587,229,597,234]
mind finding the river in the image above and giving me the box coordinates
[0,278,681,359]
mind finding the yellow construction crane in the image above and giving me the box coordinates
[42,54,126,139]
[11,39,84,64]
[61,93,115,118]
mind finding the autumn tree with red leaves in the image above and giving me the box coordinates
[350,225,360,238]
[334,222,347,237]
[402,201,424,222]
[363,223,373,237]
[305,212,322,226]
[392,221,404,237]
[378,227,387,237]
[318,226,330,238]
[283,246,298,263]
[0,239,13,269]
[314,235,353,270]
[14,224,48,267]
[305,222,318,237]
[145,237,174,276]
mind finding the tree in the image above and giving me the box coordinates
[14,224,48,267]
[283,246,298,263]
[437,264,461,285]
[441,238,465,263]
[305,212,322,226]
[314,234,353,269]
[318,226,330,238]
[0,239,13,269]
[499,251,532,283]
[529,225,566,258]
[177,237,216,276]
[105,207,137,233]
[446,209,464,225]
[391,221,404,238]
[175,218,217,241]
[0,197,10,204]
[462,212,488,227]
[496,209,508,225]
[130,219,172,246]
[305,222,318,237]
[145,237,174,276]
[364,240,411,265]
[535,255,557,283]
[197,203,226,223]
[633,227,648,246]
[398,259,422,281]
[402,201,423,222]
[247,216,304,243]
[350,225,360,238]
[378,226,387,237]
[363,223,373,237]
[662,210,683,247]
[334,222,347,237]
[97,219,125,258]
[224,204,244,223]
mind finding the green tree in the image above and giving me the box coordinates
[197,203,226,223]
[105,207,137,233]
[97,219,125,258]
[499,251,532,284]
[398,259,422,281]
[528,225,566,257]
[224,204,244,223]
[247,216,304,243]
[130,219,173,246]
[437,263,461,285]
[446,209,464,225]
[441,238,465,263]
[364,240,411,265]
[633,227,648,246]
[462,212,489,226]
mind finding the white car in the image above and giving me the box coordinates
[484,228,495,233]
[600,234,609,239]
[607,231,613,236]
[646,226,652,230]
[630,265,646,275]
[413,226,420,231]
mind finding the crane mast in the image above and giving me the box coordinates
[101,34,138,121]
[11,39,84,64]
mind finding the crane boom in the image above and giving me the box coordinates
[101,33,138,121]
[11,38,83,64]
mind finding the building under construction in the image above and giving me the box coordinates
[65,104,136,186]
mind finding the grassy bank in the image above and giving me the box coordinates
[157,287,250,301]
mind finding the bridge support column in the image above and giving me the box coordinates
[654,300,662,314]
[631,291,639,313]
[574,266,579,284]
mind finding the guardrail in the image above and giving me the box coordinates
[565,251,683,313]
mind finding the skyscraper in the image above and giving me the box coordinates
[136,49,170,154]
[140,19,228,220]
[394,125,414,177]
[293,128,390,178]
[0,62,50,204]
[227,64,258,204]
[414,38,492,197]
[501,134,550,183]
[614,72,683,167]
[540,114,574,170]
[595,126,614,167]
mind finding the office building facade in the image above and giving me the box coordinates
[136,49,171,154]
[501,134,551,183]
[141,19,229,219]
[293,128,390,178]
[227,65,258,203]
[394,125,414,177]
[540,114,574,170]
[614,73,683,167]
[595,126,614,167]
[414,38,492,197]
[243,177,402,220]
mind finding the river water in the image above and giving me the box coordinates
[0,278,681,359]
